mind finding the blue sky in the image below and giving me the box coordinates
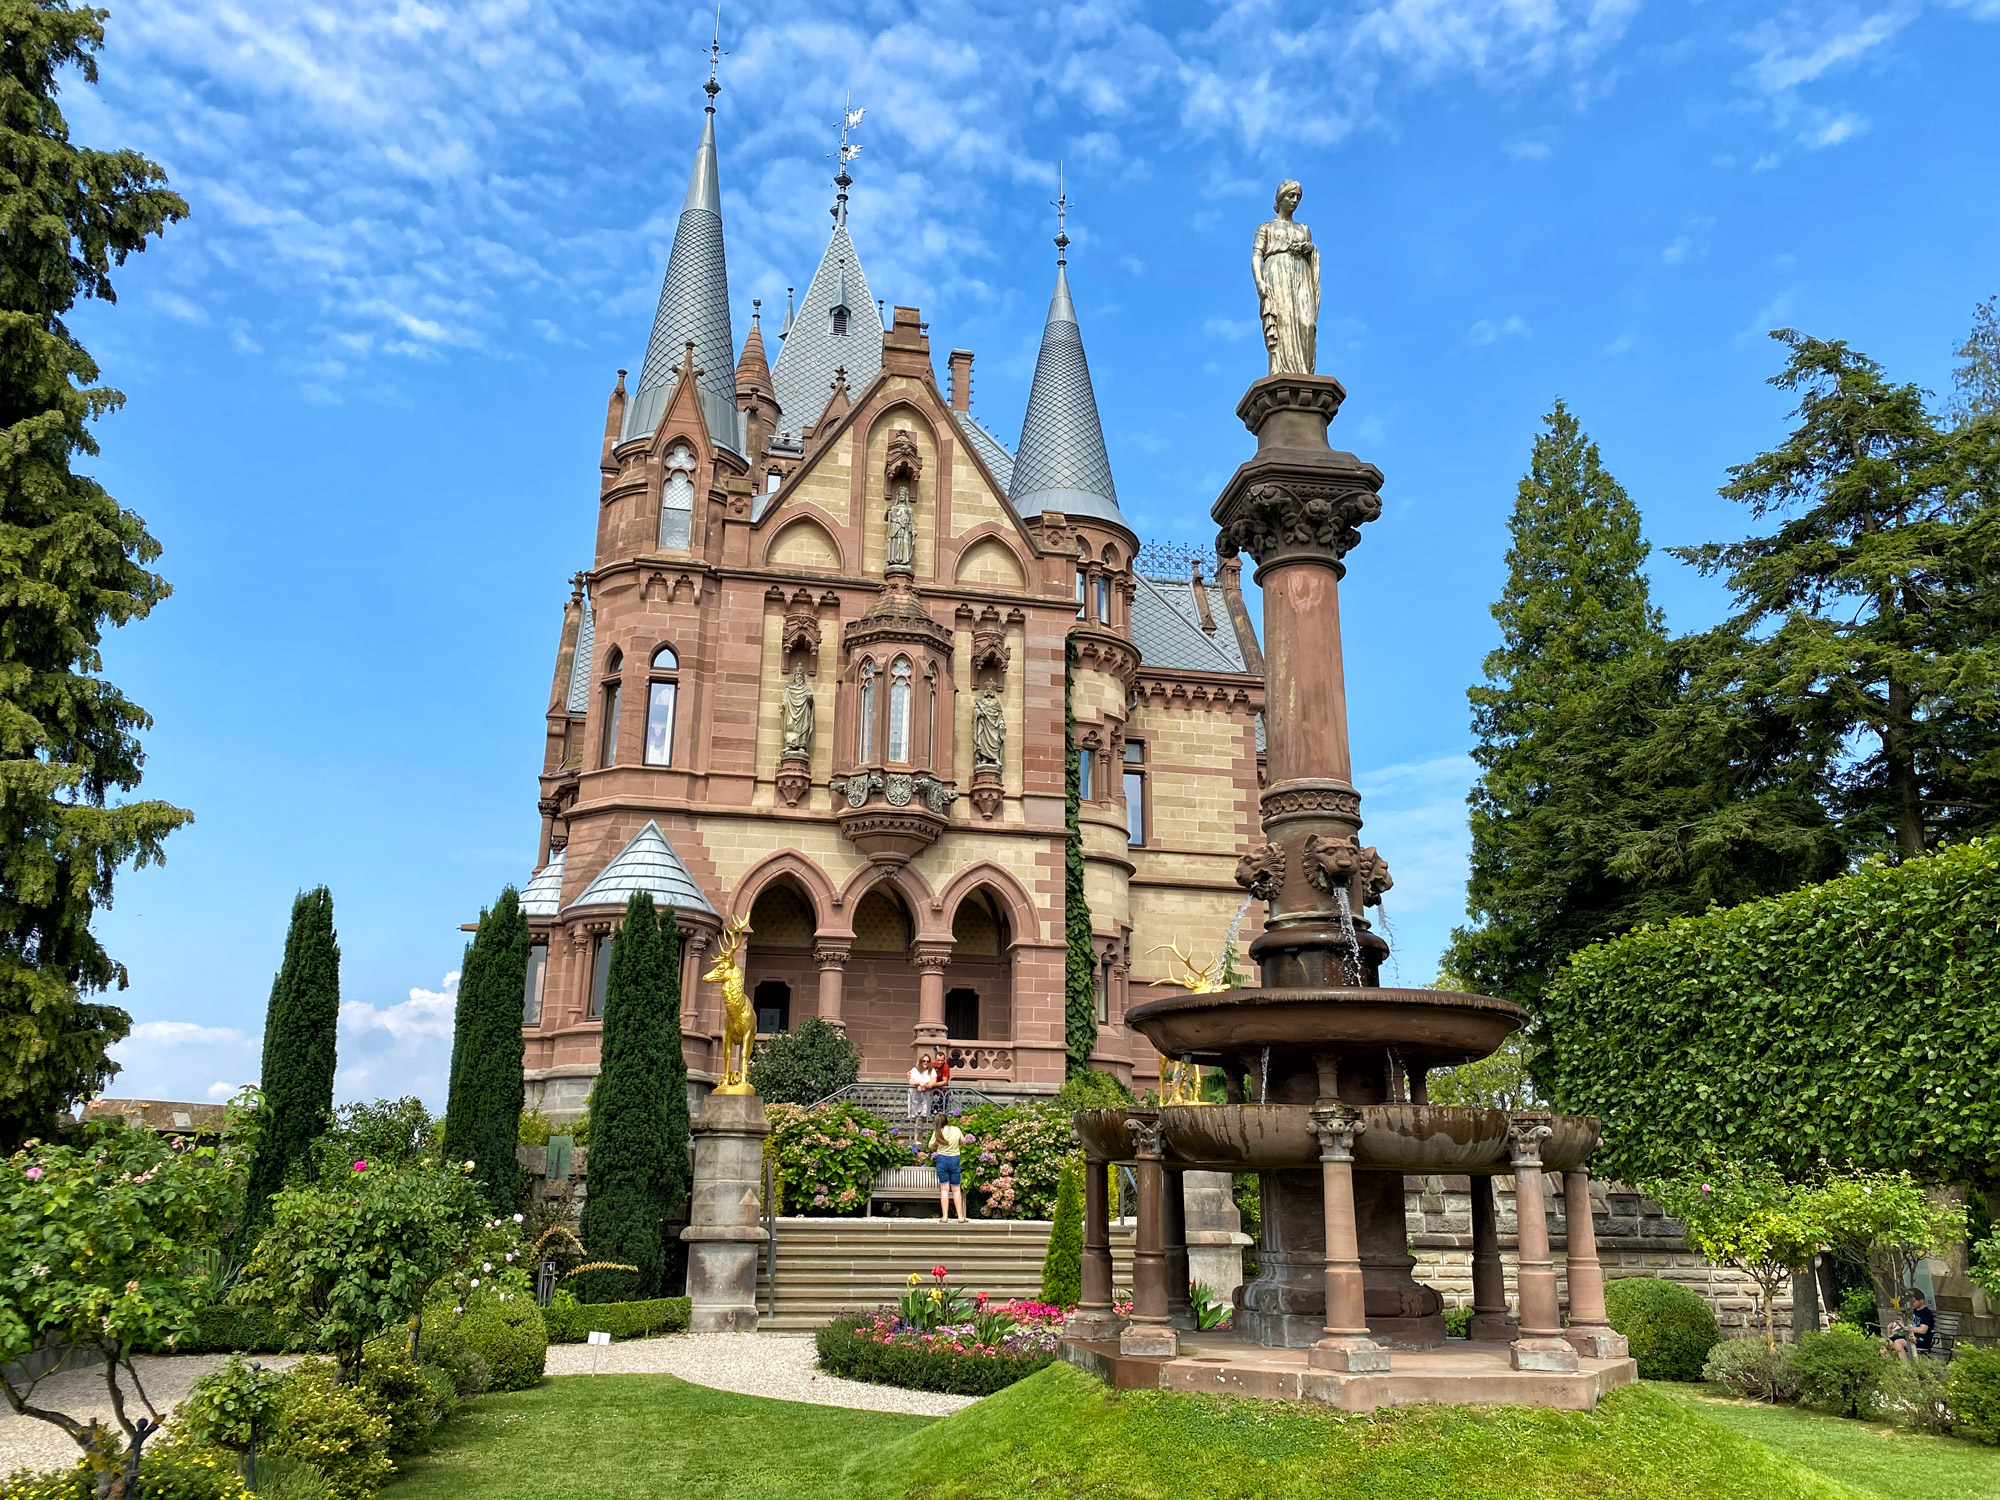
[73,0,2000,1107]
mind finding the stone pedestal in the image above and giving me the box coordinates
[680,1092,770,1333]
[1183,1170,1252,1308]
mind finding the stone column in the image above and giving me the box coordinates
[1307,1108,1390,1372]
[1071,1155,1121,1341]
[912,944,951,1057]
[679,1093,770,1332]
[1467,1173,1516,1342]
[1120,1115,1178,1357]
[813,943,850,1030]
[1164,1169,1193,1331]
[1508,1118,1578,1372]
[682,930,713,1063]
[1562,1170,1628,1358]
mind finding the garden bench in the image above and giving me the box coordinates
[867,1165,940,1216]
[1926,1309,1960,1359]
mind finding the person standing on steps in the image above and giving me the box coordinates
[907,1053,937,1135]
[931,1117,968,1222]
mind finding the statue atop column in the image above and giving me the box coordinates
[1252,179,1319,377]
[779,664,814,759]
[973,687,1004,769]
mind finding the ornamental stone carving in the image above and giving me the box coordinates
[779,664,814,760]
[1124,1115,1166,1159]
[782,609,820,667]
[884,772,914,808]
[972,689,1004,771]
[1301,831,1359,892]
[1216,481,1382,568]
[1508,1115,1554,1168]
[1259,781,1361,821]
[1234,842,1287,902]
[812,943,851,969]
[913,774,958,814]
[1308,1107,1364,1162]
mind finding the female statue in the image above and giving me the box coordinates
[780,664,814,759]
[884,483,916,572]
[973,687,1004,769]
[1252,180,1319,377]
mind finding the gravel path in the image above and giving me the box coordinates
[0,1354,301,1476]
[544,1332,973,1417]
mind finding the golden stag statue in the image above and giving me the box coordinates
[708,915,756,1095]
[1147,941,1229,1106]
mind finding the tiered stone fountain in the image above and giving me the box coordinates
[1061,269,1636,1410]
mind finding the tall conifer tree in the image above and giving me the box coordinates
[245,888,340,1222]
[0,1,191,1150]
[578,892,688,1300]
[443,886,529,1211]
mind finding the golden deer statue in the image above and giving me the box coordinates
[707,915,756,1095]
[1147,941,1230,1106]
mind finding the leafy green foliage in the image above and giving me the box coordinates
[442,888,529,1213]
[1948,1346,2000,1445]
[265,1360,393,1500]
[355,1348,451,1456]
[539,1293,689,1343]
[747,1016,861,1104]
[763,1101,910,1215]
[178,1355,284,1452]
[165,1304,288,1355]
[1652,1163,1821,1349]
[1049,1070,1130,1112]
[1602,1277,1719,1382]
[419,1296,545,1393]
[1874,1357,1957,1437]
[577,893,688,1301]
[1812,1169,1967,1329]
[1426,1031,1539,1110]
[0,0,193,1157]
[1702,1337,1799,1404]
[319,1098,437,1173]
[1062,636,1097,1074]
[816,1316,1055,1397]
[1040,1157,1082,1307]
[1952,296,2000,424]
[1542,840,2000,1186]
[245,888,341,1227]
[1788,1326,1887,1419]
[948,1103,1077,1220]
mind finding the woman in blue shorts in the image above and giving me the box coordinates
[931,1118,967,1221]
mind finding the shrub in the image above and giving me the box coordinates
[765,1102,911,1216]
[420,1339,490,1400]
[1041,1159,1083,1307]
[0,1438,251,1500]
[945,1105,1076,1220]
[266,1360,394,1500]
[172,1306,289,1356]
[357,1350,447,1455]
[748,1017,862,1105]
[540,1293,690,1344]
[1702,1337,1797,1403]
[816,1316,1055,1396]
[179,1355,286,1452]
[1790,1326,1889,1418]
[1838,1286,1878,1333]
[517,1109,555,1147]
[244,1459,335,1500]
[1603,1277,1719,1381]
[1443,1306,1472,1339]
[1876,1357,1956,1436]
[421,1296,545,1392]
[1049,1071,1131,1113]
[1948,1345,2000,1444]
[0,1464,88,1499]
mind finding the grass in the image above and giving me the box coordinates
[1658,1386,2000,1500]
[386,1363,1882,1500]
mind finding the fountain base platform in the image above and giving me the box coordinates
[1061,1335,1638,1413]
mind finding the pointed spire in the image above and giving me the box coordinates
[622,66,738,451]
[1009,182,1124,527]
[736,301,772,398]
[770,107,883,430]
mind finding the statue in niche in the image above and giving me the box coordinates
[973,687,1005,770]
[780,664,814,759]
[884,482,916,572]
[1252,179,1319,377]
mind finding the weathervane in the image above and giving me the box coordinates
[704,3,726,107]
[830,91,865,222]
[1052,161,1070,263]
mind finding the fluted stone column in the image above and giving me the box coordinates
[1120,1114,1179,1358]
[1562,1169,1629,1358]
[912,944,951,1057]
[1308,1108,1389,1373]
[680,1093,770,1332]
[1071,1155,1121,1341]
[813,943,849,1030]
[1508,1117,1578,1372]
[1467,1174,1516,1341]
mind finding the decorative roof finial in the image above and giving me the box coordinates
[830,91,864,224]
[751,297,761,323]
[1052,161,1071,264]
[704,2,725,109]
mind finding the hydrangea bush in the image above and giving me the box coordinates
[920,1104,1078,1220]
[764,1103,911,1215]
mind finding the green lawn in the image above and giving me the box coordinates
[386,1364,1894,1500]
[1659,1387,2000,1500]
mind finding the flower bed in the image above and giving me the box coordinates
[816,1309,1061,1396]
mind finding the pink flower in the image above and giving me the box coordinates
[24,1167,42,1180]
[353,1160,369,1173]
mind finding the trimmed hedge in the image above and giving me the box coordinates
[1543,840,2000,1184]
[541,1295,690,1344]
[815,1316,1054,1397]
[170,1304,291,1355]
[1604,1277,1719,1382]
[420,1297,546,1392]
[1949,1345,2000,1444]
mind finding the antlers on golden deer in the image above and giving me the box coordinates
[1146,942,1227,1105]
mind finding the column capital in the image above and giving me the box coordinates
[1309,1106,1364,1163]
[1123,1113,1165,1160]
[1508,1113,1553,1168]
[911,944,953,973]
[812,942,851,968]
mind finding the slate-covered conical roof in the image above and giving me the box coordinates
[621,100,739,451]
[566,821,715,914]
[519,848,567,918]
[735,307,773,398]
[771,183,883,434]
[1008,257,1125,527]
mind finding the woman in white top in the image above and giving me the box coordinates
[906,1054,937,1120]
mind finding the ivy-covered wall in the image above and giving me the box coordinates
[1063,635,1097,1073]
[1542,839,2000,1188]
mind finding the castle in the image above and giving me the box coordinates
[515,80,1266,1114]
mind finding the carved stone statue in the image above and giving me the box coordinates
[973,687,1004,769]
[1252,180,1319,377]
[779,664,814,759]
[884,483,916,572]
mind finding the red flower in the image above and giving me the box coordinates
[931,1264,949,1280]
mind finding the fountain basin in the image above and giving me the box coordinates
[1124,986,1526,1071]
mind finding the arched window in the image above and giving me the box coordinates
[859,659,877,762]
[888,657,913,762]
[1078,745,1094,799]
[660,444,695,549]
[599,648,623,769]
[644,644,679,766]
[1097,575,1110,624]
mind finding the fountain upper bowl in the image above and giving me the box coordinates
[1123,985,1526,1070]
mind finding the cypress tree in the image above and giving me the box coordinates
[245,887,340,1222]
[578,892,688,1300]
[1063,636,1097,1073]
[0,2,192,1152]
[1041,1156,1084,1307]
[443,886,529,1211]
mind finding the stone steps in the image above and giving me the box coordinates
[753,1216,1138,1331]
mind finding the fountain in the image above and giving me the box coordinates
[1060,182,1635,1411]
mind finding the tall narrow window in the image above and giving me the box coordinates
[1096,576,1110,624]
[644,645,679,766]
[660,443,696,549]
[859,660,877,761]
[831,305,849,336]
[888,657,913,762]
[1125,769,1146,845]
[1075,569,1087,619]
[1078,746,1094,799]
[522,945,548,1026]
[588,934,614,1018]
[1094,956,1108,1024]
[600,682,621,767]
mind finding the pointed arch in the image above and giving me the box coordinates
[837,862,941,942]
[728,851,841,936]
[936,863,1049,951]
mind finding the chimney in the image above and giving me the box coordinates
[948,350,974,412]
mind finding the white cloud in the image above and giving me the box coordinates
[1202,316,1255,341]
[1801,110,1867,147]
[1465,313,1529,346]
[128,1019,250,1047]
[341,971,459,1044]
[1354,753,1477,985]
[1741,6,1918,94]
[1503,134,1552,161]
[1662,236,1691,265]
[333,971,459,1104]
[107,1018,262,1105]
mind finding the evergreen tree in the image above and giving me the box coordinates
[1951,295,2000,424]
[1676,330,2000,857]
[0,1,191,1151]
[244,888,340,1224]
[578,892,688,1300]
[1041,1156,1084,1307]
[1062,636,1097,1074]
[442,886,529,1212]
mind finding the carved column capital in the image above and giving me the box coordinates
[911,944,953,974]
[1124,1114,1165,1160]
[812,943,851,969]
[1214,479,1382,572]
[1309,1107,1364,1163]
[1508,1114,1554,1168]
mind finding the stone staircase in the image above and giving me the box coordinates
[753,1216,1138,1331]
